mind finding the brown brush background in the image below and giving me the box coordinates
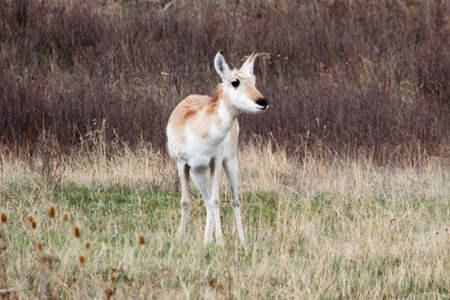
[1,0,449,161]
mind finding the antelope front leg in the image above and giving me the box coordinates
[177,162,190,241]
[223,157,245,242]
[210,159,224,245]
[190,169,214,245]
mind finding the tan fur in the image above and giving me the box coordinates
[229,121,239,154]
[244,85,263,101]
[210,88,222,103]
[168,87,224,141]
[169,83,260,144]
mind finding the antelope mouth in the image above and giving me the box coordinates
[255,98,268,111]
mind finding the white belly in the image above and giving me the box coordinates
[167,125,233,170]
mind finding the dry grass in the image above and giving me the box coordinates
[1,144,449,298]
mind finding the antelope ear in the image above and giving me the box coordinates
[214,50,232,82]
[240,50,258,74]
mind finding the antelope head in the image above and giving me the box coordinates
[214,50,268,113]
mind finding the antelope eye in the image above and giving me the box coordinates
[231,79,240,88]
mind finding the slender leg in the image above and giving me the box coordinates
[189,169,214,245]
[177,162,190,241]
[210,159,224,245]
[223,156,245,242]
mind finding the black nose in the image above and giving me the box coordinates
[256,98,268,107]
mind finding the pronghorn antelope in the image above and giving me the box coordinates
[166,50,268,245]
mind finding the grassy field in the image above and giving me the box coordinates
[1,144,449,299]
[1,0,449,298]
